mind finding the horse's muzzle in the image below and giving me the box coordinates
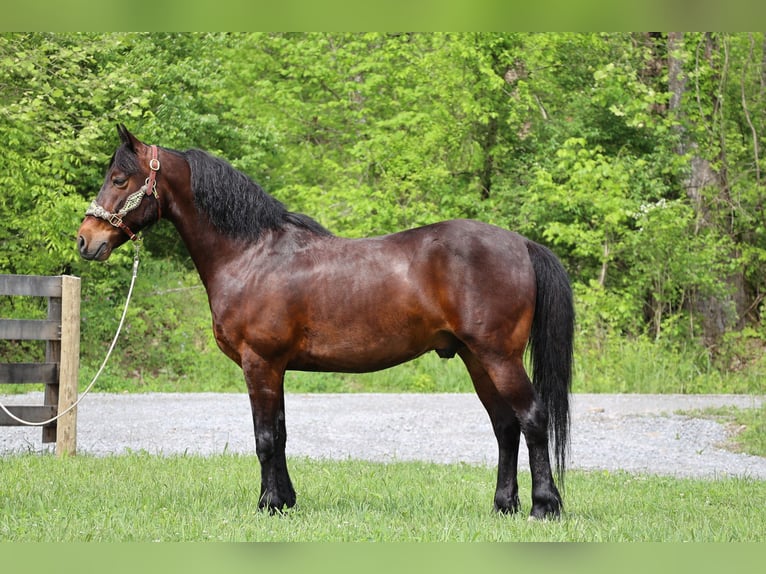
[77,234,110,261]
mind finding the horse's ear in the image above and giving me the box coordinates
[116,124,142,151]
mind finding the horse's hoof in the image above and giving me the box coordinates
[258,491,296,515]
[529,496,562,521]
[493,498,521,515]
[529,505,561,521]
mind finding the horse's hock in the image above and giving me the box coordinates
[0,275,80,456]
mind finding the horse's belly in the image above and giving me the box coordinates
[286,325,458,373]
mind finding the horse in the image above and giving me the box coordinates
[77,125,574,519]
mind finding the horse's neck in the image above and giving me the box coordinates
[160,187,236,287]
[173,218,245,287]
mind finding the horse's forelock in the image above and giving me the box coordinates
[109,143,140,176]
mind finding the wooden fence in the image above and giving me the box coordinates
[0,275,80,456]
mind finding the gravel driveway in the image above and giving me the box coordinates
[1,392,764,479]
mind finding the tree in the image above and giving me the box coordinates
[3,32,766,370]
[667,32,766,345]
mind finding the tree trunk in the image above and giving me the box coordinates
[479,115,497,200]
[667,32,747,346]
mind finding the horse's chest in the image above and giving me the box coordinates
[210,293,297,361]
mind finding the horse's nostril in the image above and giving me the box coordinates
[77,235,86,252]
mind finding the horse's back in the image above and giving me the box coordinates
[390,219,535,292]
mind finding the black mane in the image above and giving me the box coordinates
[183,148,332,240]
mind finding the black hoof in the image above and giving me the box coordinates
[494,493,521,515]
[258,491,296,515]
[529,497,562,520]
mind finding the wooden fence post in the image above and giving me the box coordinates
[42,283,61,444]
[56,276,80,457]
[0,275,80,455]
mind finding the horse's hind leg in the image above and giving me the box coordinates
[459,349,521,514]
[242,353,296,513]
[496,357,561,519]
[464,349,562,519]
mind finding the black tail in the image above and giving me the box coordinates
[525,240,574,485]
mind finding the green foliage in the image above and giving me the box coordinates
[522,137,641,282]
[2,32,766,393]
[629,199,737,339]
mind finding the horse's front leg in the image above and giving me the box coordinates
[242,353,296,513]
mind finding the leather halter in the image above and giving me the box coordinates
[85,145,161,241]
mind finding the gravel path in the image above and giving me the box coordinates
[1,392,764,479]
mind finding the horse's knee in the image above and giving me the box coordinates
[255,429,279,464]
[518,400,549,445]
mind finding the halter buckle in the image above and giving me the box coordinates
[149,158,160,171]
[109,213,123,227]
[144,177,156,195]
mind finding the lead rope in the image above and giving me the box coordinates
[0,242,141,427]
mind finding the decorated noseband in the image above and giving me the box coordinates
[85,145,161,241]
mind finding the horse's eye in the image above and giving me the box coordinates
[113,177,127,187]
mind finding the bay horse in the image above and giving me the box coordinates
[77,125,574,519]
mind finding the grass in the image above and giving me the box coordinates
[0,453,764,542]
[677,403,766,458]
[575,335,766,394]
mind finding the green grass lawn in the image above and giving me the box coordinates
[1,453,763,542]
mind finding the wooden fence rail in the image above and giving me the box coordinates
[0,275,80,456]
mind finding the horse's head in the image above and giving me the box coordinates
[77,125,163,260]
